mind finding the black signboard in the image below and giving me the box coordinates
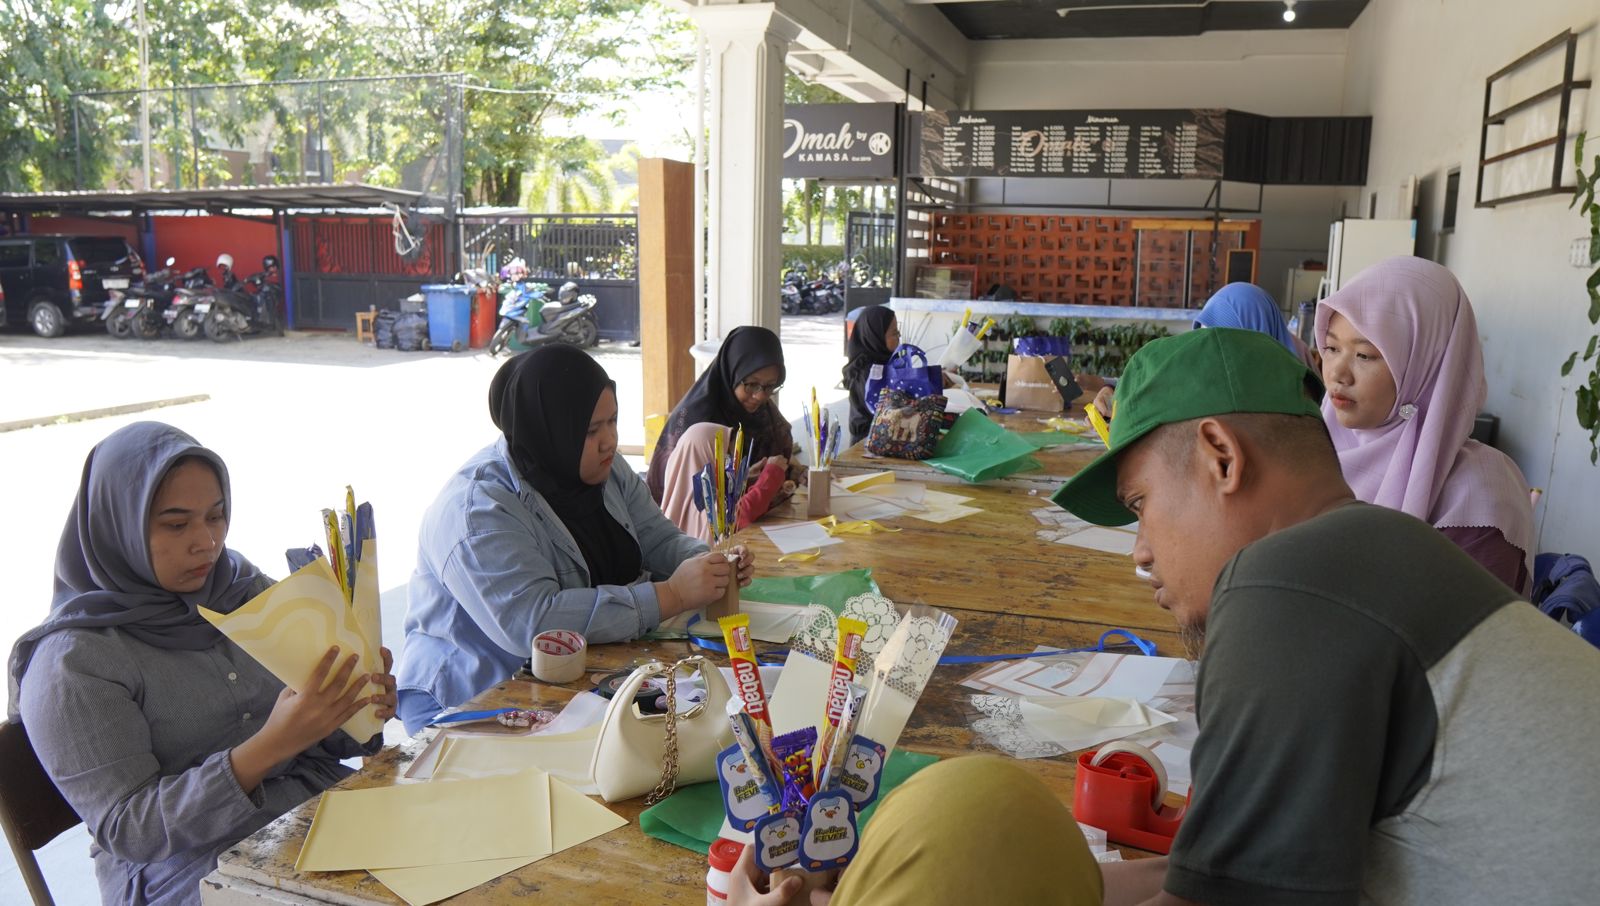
[782,103,899,180]
[908,109,1227,180]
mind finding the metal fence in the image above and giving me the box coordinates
[68,74,463,201]
[460,213,638,280]
[460,213,641,342]
[844,210,896,288]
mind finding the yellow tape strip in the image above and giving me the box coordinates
[777,550,823,563]
[818,516,903,537]
[1085,404,1112,448]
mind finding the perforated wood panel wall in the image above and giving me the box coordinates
[929,214,1134,305]
[928,214,1259,306]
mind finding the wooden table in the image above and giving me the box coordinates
[831,404,1105,493]
[203,484,1170,905]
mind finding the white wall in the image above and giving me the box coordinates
[1343,0,1599,557]
[963,30,1354,307]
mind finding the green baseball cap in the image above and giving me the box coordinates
[1051,327,1324,526]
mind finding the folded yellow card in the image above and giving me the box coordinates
[200,544,384,742]
[366,771,627,905]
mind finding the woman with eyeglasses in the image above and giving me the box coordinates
[646,326,801,508]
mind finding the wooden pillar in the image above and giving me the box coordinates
[638,158,696,462]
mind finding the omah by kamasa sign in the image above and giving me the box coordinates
[782,103,900,180]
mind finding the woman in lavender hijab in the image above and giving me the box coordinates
[1316,257,1535,593]
[7,422,398,905]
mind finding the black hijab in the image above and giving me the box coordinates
[844,306,897,441]
[648,326,788,500]
[489,347,642,587]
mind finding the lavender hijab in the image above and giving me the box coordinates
[8,422,265,715]
[1314,257,1533,565]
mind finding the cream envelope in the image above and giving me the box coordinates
[430,725,603,795]
[200,547,383,741]
[296,767,554,872]
[1019,696,1178,752]
[367,771,627,906]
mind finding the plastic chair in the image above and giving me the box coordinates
[0,721,81,906]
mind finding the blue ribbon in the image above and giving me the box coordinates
[686,619,1157,665]
[425,707,522,727]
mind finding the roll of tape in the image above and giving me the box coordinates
[531,630,588,684]
[1090,740,1168,810]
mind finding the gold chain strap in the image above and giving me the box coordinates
[643,659,685,806]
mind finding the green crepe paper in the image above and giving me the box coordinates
[925,410,1042,483]
[685,570,880,638]
[742,570,879,614]
[1017,431,1075,448]
[638,749,940,855]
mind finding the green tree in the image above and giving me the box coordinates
[351,0,692,206]
[521,136,619,213]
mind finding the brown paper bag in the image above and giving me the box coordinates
[1004,355,1067,412]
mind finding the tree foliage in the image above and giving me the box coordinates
[0,0,692,207]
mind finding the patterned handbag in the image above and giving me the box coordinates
[871,345,942,407]
[864,388,949,460]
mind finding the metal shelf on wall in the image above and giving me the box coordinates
[1475,29,1592,208]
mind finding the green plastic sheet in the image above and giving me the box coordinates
[741,570,879,614]
[638,749,940,855]
[925,410,1042,483]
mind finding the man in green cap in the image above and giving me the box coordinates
[724,327,1600,906]
[1050,327,1600,905]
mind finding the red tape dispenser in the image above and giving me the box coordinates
[1073,741,1187,855]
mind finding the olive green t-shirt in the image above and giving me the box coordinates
[1165,503,1600,905]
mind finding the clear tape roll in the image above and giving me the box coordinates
[1090,740,1168,809]
[531,630,588,684]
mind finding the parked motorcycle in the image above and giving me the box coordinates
[203,255,284,342]
[780,268,840,315]
[103,258,194,339]
[486,278,599,356]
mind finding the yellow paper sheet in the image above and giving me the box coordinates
[368,774,626,906]
[432,725,602,793]
[920,490,975,508]
[200,546,383,741]
[296,768,553,872]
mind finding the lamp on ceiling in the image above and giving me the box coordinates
[1282,0,1297,22]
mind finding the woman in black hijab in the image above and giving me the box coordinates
[842,306,900,443]
[647,325,797,504]
[398,346,756,732]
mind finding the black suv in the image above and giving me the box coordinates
[0,235,145,337]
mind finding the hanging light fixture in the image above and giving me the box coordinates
[1282,1,1297,22]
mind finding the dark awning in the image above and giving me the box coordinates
[0,183,429,216]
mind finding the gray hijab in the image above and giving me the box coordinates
[8,422,265,715]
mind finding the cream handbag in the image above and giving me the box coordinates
[589,656,735,803]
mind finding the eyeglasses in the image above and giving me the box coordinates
[739,380,783,397]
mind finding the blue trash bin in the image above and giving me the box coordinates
[421,284,472,352]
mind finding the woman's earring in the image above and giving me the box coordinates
[1399,403,1417,420]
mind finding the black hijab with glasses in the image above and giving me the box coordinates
[646,326,791,503]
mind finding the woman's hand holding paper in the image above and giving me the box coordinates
[230,645,372,793]
[370,646,398,722]
[661,552,732,617]
[728,544,756,587]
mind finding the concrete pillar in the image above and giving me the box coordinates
[691,2,799,339]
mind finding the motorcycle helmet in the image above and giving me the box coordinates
[558,281,579,303]
[262,255,279,271]
[216,253,234,271]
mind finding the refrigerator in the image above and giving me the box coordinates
[1318,219,1417,299]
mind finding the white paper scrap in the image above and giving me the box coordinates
[761,522,843,554]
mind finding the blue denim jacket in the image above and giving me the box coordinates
[397,439,706,714]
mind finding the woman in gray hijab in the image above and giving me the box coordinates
[7,422,398,906]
